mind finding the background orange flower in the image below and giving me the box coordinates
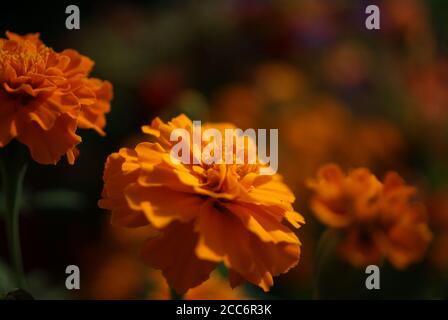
[307,164,432,269]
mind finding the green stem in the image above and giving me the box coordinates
[170,287,182,300]
[0,156,27,289]
[313,229,340,299]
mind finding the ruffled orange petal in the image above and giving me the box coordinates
[245,175,296,210]
[141,221,216,294]
[77,79,113,135]
[224,202,300,244]
[16,114,81,165]
[6,31,41,45]
[385,220,433,269]
[125,185,202,228]
[98,152,148,227]
[195,200,300,291]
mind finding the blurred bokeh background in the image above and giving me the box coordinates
[1,0,448,299]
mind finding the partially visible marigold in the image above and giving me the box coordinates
[99,114,304,294]
[86,251,146,300]
[81,224,157,300]
[85,223,250,299]
[307,164,432,269]
[0,31,112,164]
[148,270,249,300]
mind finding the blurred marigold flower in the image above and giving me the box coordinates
[321,42,370,90]
[254,63,305,104]
[383,0,434,53]
[307,164,432,269]
[99,114,304,294]
[149,270,249,300]
[406,61,448,127]
[86,252,146,300]
[0,32,113,164]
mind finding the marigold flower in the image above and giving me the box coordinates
[0,31,112,164]
[99,114,304,293]
[307,164,432,269]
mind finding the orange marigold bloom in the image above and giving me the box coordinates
[307,164,432,269]
[0,32,112,164]
[99,114,304,294]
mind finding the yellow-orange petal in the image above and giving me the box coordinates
[309,198,353,228]
[224,202,300,244]
[125,184,202,228]
[246,175,296,210]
